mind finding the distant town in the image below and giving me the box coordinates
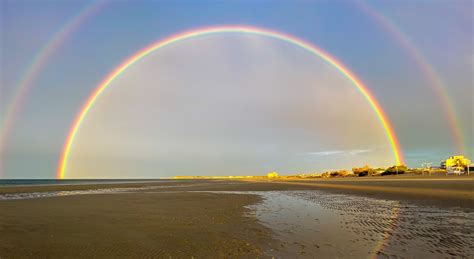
[173,155,473,179]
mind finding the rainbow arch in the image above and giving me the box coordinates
[57,25,404,179]
[0,1,105,177]
[357,1,465,155]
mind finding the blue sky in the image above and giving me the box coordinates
[1,0,472,178]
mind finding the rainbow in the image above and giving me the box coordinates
[370,203,401,258]
[358,1,465,154]
[57,25,405,179]
[0,1,105,177]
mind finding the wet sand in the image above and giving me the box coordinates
[267,175,474,208]
[246,190,473,257]
[0,177,473,258]
[0,190,271,258]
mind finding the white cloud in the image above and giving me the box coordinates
[348,149,375,155]
[306,150,345,156]
[306,148,374,156]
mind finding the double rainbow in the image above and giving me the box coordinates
[57,25,404,179]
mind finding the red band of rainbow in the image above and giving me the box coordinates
[57,25,404,179]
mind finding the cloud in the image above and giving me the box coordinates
[348,149,375,155]
[306,150,345,156]
[306,149,374,156]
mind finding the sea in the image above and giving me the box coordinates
[0,179,170,187]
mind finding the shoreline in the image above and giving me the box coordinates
[1,175,472,207]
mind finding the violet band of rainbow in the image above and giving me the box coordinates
[57,25,405,179]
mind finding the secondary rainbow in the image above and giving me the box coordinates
[57,25,405,179]
[357,1,465,154]
[0,1,105,177]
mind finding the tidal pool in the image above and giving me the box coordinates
[212,190,474,258]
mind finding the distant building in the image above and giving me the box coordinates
[443,156,471,169]
[267,172,279,178]
[442,156,471,174]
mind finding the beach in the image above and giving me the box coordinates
[1,176,473,258]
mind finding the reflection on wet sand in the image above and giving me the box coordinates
[209,190,473,258]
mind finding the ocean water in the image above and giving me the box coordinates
[0,179,170,186]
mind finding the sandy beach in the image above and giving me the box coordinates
[1,176,473,258]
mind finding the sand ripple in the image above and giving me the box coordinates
[287,191,474,258]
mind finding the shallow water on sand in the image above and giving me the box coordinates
[0,184,207,200]
[0,179,175,187]
[215,190,474,258]
[0,187,157,200]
